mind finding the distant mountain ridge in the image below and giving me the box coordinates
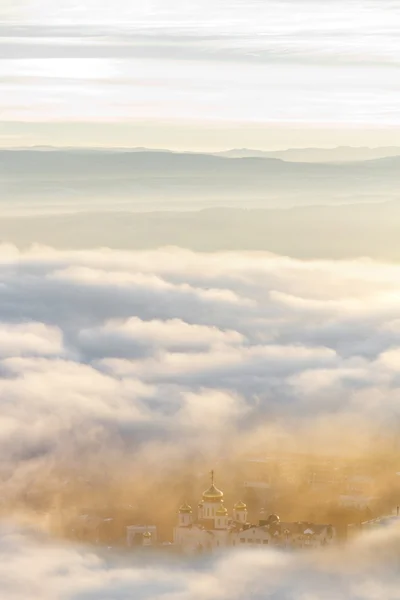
[2,148,400,175]
[1,148,399,212]
[3,145,400,163]
[216,146,400,162]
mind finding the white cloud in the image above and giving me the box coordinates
[79,317,244,355]
[0,322,63,358]
[101,344,337,386]
[176,389,247,430]
[0,244,398,464]
[376,348,400,371]
[1,524,400,599]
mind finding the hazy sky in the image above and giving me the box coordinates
[1,0,400,149]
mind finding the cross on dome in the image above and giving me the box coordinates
[202,470,224,502]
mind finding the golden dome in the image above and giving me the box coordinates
[234,501,247,511]
[202,471,224,503]
[216,505,228,516]
[202,483,224,503]
[143,531,152,538]
[179,502,193,514]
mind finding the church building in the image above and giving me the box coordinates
[173,472,335,554]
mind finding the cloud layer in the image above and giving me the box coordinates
[2,522,400,599]
[0,245,400,466]
[0,244,399,595]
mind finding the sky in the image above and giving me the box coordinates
[1,0,400,149]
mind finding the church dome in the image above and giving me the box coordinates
[266,514,280,525]
[143,531,152,539]
[216,505,228,516]
[202,471,224,503]
[202,483,224,502]
[179,502,193,514]
[234,501,247,511]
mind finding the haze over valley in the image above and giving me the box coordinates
[1,148,400,261]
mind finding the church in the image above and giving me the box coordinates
[173,472,335,553]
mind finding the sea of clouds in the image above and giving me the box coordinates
[1,244,400,596]
[1,244,400,462]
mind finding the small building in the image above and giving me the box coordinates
[127,525,158,547]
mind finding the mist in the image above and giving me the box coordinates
[1,519,400,599]
[0,245,399,545]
